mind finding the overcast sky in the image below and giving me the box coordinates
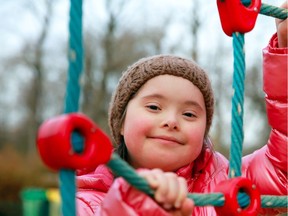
[1,0,283,58]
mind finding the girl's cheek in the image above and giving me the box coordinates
[132,116,153,134]
[188,129,205,150]
[124,114,154,138]
[123,118,153,153]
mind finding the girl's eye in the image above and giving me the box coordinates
[183,112,196,118]
[146,105,160,111]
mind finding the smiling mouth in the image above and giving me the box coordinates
[149,136,183,145]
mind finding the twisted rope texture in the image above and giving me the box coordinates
[60,0,83,216]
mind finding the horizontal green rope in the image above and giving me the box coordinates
[261,195,288,208]
[107,154,288,208]
[187,193,224,206]
[260,3,288,19]
[108,153,155,197]
[241,1,288,20]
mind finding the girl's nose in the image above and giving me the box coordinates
[161,114,179,130]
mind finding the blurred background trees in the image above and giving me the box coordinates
[0,0,279,214]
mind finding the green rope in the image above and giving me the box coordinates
[107,154,288,208]
[260,3,288,19]
[60,0,84,216]
[59,170,76,216]
[227,0,288,180]
[241,0,288,19]
[107,154,155,197]
[228,32,245,178]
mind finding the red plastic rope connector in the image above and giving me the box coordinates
[214,177,261,215]
[37,113,113,170]
[217,0,261,36]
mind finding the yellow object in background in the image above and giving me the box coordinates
[46,188,60,203]
[46,188,61,216]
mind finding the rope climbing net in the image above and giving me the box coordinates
[36,1,288,216]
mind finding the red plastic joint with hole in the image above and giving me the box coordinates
[214,177,261,216]
[37,113,113,171]
[217,0,261,36]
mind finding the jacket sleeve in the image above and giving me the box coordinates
[242,33,287,215]
[93,178,169,216]
[76,166,169,216]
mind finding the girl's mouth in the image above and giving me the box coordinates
[149,135,183,145]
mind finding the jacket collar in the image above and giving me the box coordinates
[176,144,213,179]
[77,142,213,191]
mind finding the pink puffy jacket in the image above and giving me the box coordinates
[76,34,287,216]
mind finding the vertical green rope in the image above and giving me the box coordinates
[64,0,83,114]
[59,170,76,216]
[228,33,245,178]
[60,0,84,216]
[227,2,287,179]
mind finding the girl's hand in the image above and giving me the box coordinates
[138,169,194,216]
[276,1,288,47]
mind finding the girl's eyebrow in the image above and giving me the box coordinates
[141,93,165,100]
[141,93,204,111]
[184,100,204,111]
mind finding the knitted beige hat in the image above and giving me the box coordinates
[108,54,214,145]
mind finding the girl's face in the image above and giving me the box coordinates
[121,75,206,172]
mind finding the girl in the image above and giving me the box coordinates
[77,2,287,215]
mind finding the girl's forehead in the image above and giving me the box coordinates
[138,74,199,93]
[134,75,205,108]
